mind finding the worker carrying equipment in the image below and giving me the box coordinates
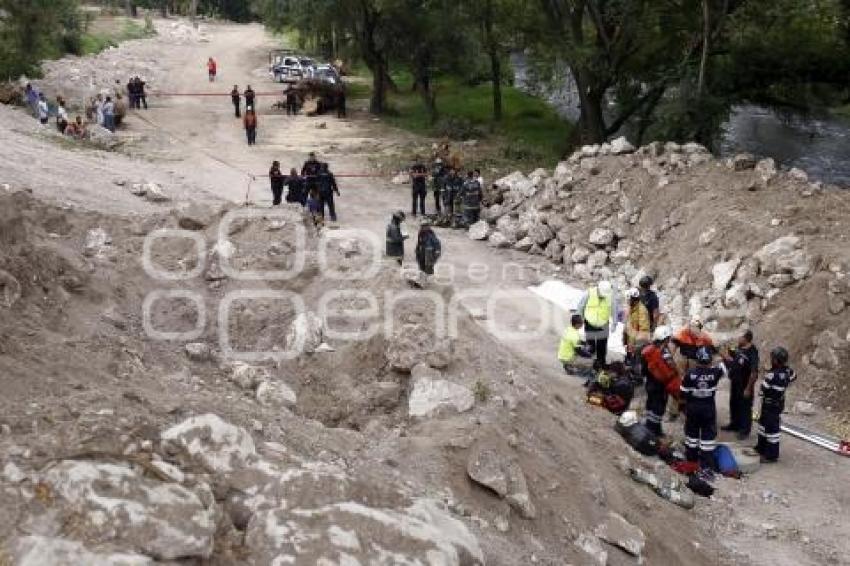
[641,325,680,436]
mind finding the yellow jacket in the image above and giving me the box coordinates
[558,326,582,363]
[625,302,652,347]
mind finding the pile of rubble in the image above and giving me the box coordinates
[471,137,850,415]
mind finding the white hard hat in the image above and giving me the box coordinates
[627,287,640,299]
[653,325,672,342]
[597,281,613,297]
[689,316,704,330]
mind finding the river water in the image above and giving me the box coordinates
[511,54,850,187]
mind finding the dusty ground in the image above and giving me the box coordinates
[1,18,849,566]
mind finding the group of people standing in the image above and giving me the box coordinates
[409,154,485,227]
[23,83,88,139]
[268,152,340,224]
[385,212,443,281]
[126,77,148,110]
[559,277,796,472]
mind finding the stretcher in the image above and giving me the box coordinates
[781,422,850,457]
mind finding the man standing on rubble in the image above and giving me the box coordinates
[720,330,759,439]
[755,346,796,463]
[577,280,618,369]
[461,170,483,225]
[641,326,681,436]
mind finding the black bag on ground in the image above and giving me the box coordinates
[615,420,659,456]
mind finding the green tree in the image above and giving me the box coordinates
[0,0,83,78]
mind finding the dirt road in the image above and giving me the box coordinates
[3,19,849,566]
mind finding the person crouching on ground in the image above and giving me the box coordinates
[415,221,441,278]
[755,347,796,463]
[386,211,407,265]
[558,314,594,382]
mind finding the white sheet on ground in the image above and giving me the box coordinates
[528,280,626,356]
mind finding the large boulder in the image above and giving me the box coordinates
[177,203,216,230]
[588,227,615,247]
[409,376,474,418]
[88,124,120,150]
[386,323,454,372]
[610,136,636,155]
[754,236,813,280]
[594,512,646,557]
[468,220,490,241]
[466,436,536,519]
[38,461,216,560]
[712,258,741,291]
[161,413,258,474]
[11,535,154,566]
[487,231,511,249]
[494,171,537,199]
[528,223,555,246]
[142,182,170,203]
[256,379,297,408]
[285,311,325,354]
[245,498,484,565]
[513,237,534,252]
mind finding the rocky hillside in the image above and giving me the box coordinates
[475,139,850,427]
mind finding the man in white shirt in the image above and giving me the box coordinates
[37,94,49,125]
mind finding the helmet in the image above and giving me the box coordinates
[627,288,640,300]
[653,325,672,342]
[639,275,654,289]
[695,346,712,364]
[597,281,613,297]
[689,316,704,330]
[770,346,789,366]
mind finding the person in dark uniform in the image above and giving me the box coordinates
[231,85,241,118]
[638,275,660,331]
[415,221,442,276]
[721,330,759,439]
[269,161,284,205]
[316,163,340,221]
[285,168,306,205]
[461,170,483,225]
[755,347,796,463]
[244,85,256,111]
[386,211,407,264]
[431,158,445,215]
[302,152,322,196]
[680,346,725,469]
[135,77,147,110]
[410,157,428,217]
[442,167,462,222]
[286,88,298,115]
[337,88,347,118]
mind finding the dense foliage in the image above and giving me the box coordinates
[0,0,84,78]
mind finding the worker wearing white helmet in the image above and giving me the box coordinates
[576,280,619,370]
[641,324,682,436]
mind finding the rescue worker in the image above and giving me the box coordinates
[577,281,618,369]
[244,85,256,111]
[231,85,241,118]
[680,346,726,469]
[623,288,652,377]
[269,160,284,205]
[443,167,462,223]
[410,157,428,217]
[431,158,446,214]
[386,211,407,264]
[638,275,661,331]
[641,325,681,436]
[755,347,796,463]
[284,168,306,205]
[670,317,716,421]
[316,163,340,222]
[720,330,759,439]
[461,170,483,225]
[415,221,442,276]
[302,152,322,195]
[135,77,147,110]
[558,314,594,380]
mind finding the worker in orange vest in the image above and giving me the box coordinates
[641,326,681,436]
